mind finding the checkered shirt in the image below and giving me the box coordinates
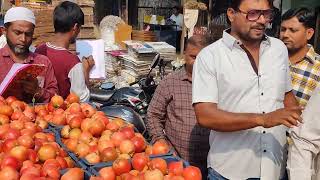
[290,45,320,107]
[146,68,210,172]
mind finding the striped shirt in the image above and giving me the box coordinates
[290,45,320,107]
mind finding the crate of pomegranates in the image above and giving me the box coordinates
[88,155,203,180]
[0,95,89,179]
[40,94,174,167]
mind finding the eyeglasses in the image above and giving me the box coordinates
[236,8,274,22]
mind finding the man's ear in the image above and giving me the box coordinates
[306,28,314,41]
[72,23,79,32]
[2,27,7,36]
[227,8,236,23]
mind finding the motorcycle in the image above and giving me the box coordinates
[89,54,163,137]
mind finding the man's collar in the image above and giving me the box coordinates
[1,45,34,63]
[304,45,318,64]
[222,28,271,50]
[179,67,191,82]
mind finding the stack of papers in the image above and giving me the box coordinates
[145,42,176,61]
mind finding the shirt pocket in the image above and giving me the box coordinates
[269,65,287,101]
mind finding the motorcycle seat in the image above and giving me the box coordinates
[89,88,115,102]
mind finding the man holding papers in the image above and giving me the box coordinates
[0,7,58,103]
[35,1,94,102]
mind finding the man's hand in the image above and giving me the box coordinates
[258,106,303,128]
[19,77,40,95]
[82,55,95,72]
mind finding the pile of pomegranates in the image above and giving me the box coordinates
[90,155,202,180]
[39,94,171,165]
[0,95,84,179]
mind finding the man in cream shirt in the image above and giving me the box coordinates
[287,85,320,180]
[192,0,302,179]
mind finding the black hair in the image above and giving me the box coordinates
[186,34,219,49]
[229,0,274,10]
[4,22,11,28]
[53,1,84,33]
[281,7,316,29]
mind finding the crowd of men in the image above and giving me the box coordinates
[0,0,319,180]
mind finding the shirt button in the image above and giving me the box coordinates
[261,92,264,96]
[263,131,266,134]
[263,150,267,152]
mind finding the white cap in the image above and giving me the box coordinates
[4,7,35,25]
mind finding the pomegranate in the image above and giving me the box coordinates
[113,118,125,127]
[65,139,78,152]
[152,140,170,155]
[131,136,146,153]
[18,135,34,149]
[149,158,168,175]
[111,131,127,147]
[0,114,9,125]
[69,128,82,139]
[5,96,17,105]
[10,120,24,130]
[4,128,21,140]
[106,121,120,131]
[182,166,202,180]
[80,118,91,132]
[9,145,28,161]
[100,147,118,162]
[120,126,135,139]
[85,152,101,164]
[52,114,66,125]
[0,105,13,116]
[132,153,149,171]
[20,129,35,137]
[79,131,94,144]
[81,103,96,118]
[168,161,184,176]
[144,169,164,180]
[112,158,132,176]
[64,157,75,168]
[50,94,64,108]
[10,100,25,112]
[37,144,57,161]
[98,140,115,153]
[1,155,21,170]
[69,116,82,128]
[0,166,19,180]
[76,143,90,158]
[119,140,135,155]
[89,119,105,137]
[99,167,116,180]
[27,149,38,163]
[56,156,68,169]
[10,111,23,121]
[61,125,71,138]
[66,93,80,104]
[2,139,18,153]
[61,168,84,180]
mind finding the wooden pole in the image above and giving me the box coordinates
[125,0,129,23]
[208,0,212,28]
[180,7,186,56]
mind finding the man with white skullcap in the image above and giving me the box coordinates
[0,7,58,103]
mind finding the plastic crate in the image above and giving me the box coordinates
[89,156,190,177]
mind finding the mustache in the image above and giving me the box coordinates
[251,24,266,29]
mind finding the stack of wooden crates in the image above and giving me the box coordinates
[22,0,96,51]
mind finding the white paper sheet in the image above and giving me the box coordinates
[76,39,106,79]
